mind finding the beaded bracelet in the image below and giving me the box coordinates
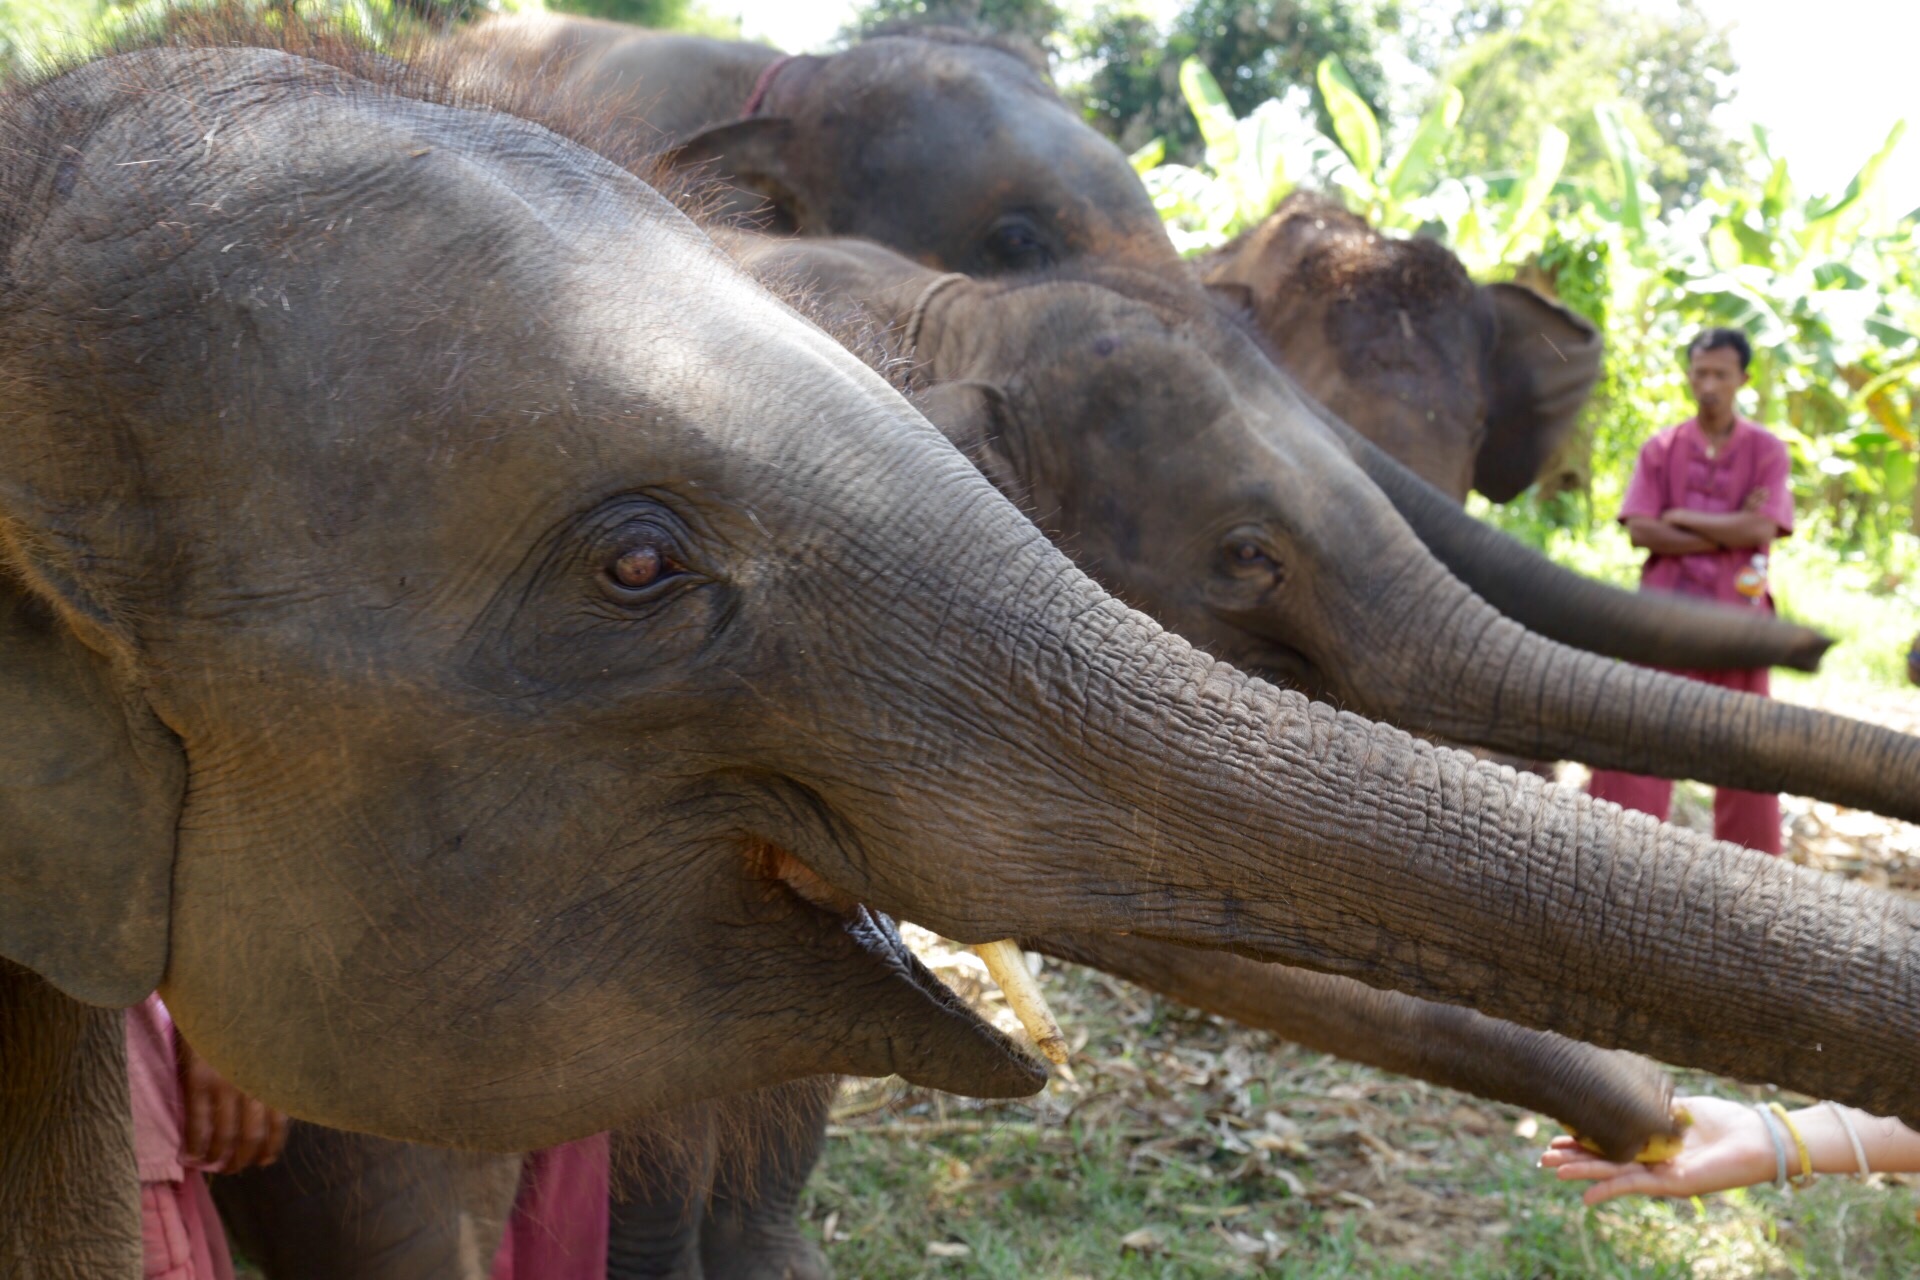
[1824,1101,1872,1177]
[1753,1103,1789,1188]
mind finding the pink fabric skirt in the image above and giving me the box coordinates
[490,1135,611,1280]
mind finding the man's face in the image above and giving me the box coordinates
[1688,344,1748,418]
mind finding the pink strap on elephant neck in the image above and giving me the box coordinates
[741,55,795,117]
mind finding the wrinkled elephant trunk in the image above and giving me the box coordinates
[1334,416,1833,672]
[829,546,1920,1125]
[1033,934,1677,1161]
[1325,515,1920,824]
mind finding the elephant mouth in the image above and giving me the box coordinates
[842,906,1045,1063]
[756,840,1051,1094]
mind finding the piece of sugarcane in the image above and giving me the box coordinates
[972,939,1070,1065]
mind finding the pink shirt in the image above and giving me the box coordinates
[1618,416,1793,610]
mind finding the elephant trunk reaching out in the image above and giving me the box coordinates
[739,239,1912,823]
[1036,937,1676,1162]
[1307,466,1906,812]
[847,558,1920,1122]
[1340,425,1830,673]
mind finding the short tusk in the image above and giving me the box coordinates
[972,940,1070,1065]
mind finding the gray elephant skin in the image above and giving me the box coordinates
[8,24,1920,1279]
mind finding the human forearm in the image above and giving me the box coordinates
[1624,516,1718,556]
[1682,1102,1920,1182]
[1664,508,1779,549]
[1788,1103,1920,1175]
[1540,1095,1920,1205]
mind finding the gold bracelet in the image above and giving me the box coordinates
[1768,1103,1814,1187]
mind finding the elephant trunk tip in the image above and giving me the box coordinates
[1786,627,1835,673]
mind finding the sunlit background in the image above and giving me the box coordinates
[720,0,1920,215]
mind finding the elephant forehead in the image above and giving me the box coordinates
[7,51,980,647]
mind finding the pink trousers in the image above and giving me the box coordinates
[127,997,235,1280]
[490,1135,611,1280]
[139,1176,234,1280]
[1587,665,1781,854]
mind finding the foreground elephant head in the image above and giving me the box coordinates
[5,37,1920,1247]
[445,14,1179,274]
[739,236,1917,822]
[1204,192,1603,503]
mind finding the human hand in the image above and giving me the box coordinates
[1742,487,1770,512]
[1540,1096,1774,1205]
[179,1037,290,1173]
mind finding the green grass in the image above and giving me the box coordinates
[806,1061,1920,1278]
[797,941,1920,1280]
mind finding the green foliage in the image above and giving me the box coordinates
[1026,0,1745,209]
[1436,0,1743,212]
[1,0,106,69]
[1134,58,1334,251]
[1134,31,1920,588]
[1137,53,1566,266]
[543,0,693,31]
[1075,0,1391,161]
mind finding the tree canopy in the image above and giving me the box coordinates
[1078,0,1393,160]
[834,0,1746,208]
[1435,0,1741,210]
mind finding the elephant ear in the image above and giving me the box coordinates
[1475,283,1604,503]
[0,572,181,1007]
[914,381,1027,507]
[664,118,811,234]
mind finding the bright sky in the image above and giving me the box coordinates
[720,0,1920,216]
[1697,0,1920,215]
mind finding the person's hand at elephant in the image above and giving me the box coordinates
[1540,1095,1920,1204]
[179,1033,290,1174]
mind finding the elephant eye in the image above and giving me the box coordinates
[601,534,690,603]
[612,546,665,589]
[983,216,1054,272]
[1221,532,1280,575]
